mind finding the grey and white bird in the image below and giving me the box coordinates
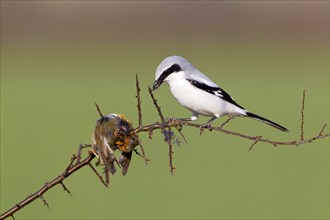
[152,55,288,132]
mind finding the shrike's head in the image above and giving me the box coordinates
[153,55,193,90]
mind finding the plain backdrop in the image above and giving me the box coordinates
[1,1,329,219]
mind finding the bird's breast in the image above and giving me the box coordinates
[168,80,231,117]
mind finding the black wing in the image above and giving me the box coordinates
[186,79,245,110]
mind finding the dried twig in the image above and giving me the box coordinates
[65,154,77,171]
[133,119,329,147]
[148,86,165,123]
[219,115,236,129]
[135,74,148,165]
[174,125,188,144]
[60,182,72,196]
[148,87,176,173]
[136,74,143,128]
[300,90,306,140]
[95,102,104,118]
[133,90,329,149]
[77,144,91,163]
[39,195,49,209]
[0,150,96,220]
[88,163,108,188]
[318,124,327,136]
[137,136,149,165]
[248,136,262,151]
[166,127,175,175]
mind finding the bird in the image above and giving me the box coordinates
[152,55,288,132]
[92,113,139,184]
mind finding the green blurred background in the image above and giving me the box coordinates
[1,1,329,219]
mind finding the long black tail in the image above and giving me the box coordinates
[246,112,289,132]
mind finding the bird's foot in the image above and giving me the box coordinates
[200,123,212,130]
[199,123,212,135]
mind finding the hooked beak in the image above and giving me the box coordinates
[152,79,163,91]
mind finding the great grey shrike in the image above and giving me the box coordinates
[152,55,288,132]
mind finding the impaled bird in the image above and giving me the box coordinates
[92,114,139,184]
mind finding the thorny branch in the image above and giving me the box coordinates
[135,74,148,165]
[0,149,97,220]
[135,88,329,147]
[134,82,328,172]
[148,85,175,174]
[148,86,165,122]
[1,75,329,220]
[136,73,143,128]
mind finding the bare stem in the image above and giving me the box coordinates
[0,150,96,220]
[134,120,329,147]
[147,87,176,173]
[300,90,306,140]
[138,89,328,149]
[167,126,175,175]
[136,74,143,128]
[148,86,165,122]
[95,102,104,118]
[88,163,108,188]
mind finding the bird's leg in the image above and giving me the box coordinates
[201,116,218,129]
[176,113,198,122]
[177,118,193,121]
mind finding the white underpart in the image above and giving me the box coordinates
[164,71,246,118]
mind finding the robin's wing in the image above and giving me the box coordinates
[118,151,132,176]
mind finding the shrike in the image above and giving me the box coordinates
[152,55,288,132]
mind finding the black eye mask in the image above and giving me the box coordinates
[153,64,182,90]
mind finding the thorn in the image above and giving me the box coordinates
[44,182,50,189]
[66,154,77,172]
[148,129,153,139]
[137,136,149,166]
[319,124,327,136]
[219,115,236,129]
[39,195,49,209]
[175,125,188,144]
[95,102,104,118]
[60,182,72,196]
[199,129,204,135]
[248,136,262,151]
[88,163,108,188]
